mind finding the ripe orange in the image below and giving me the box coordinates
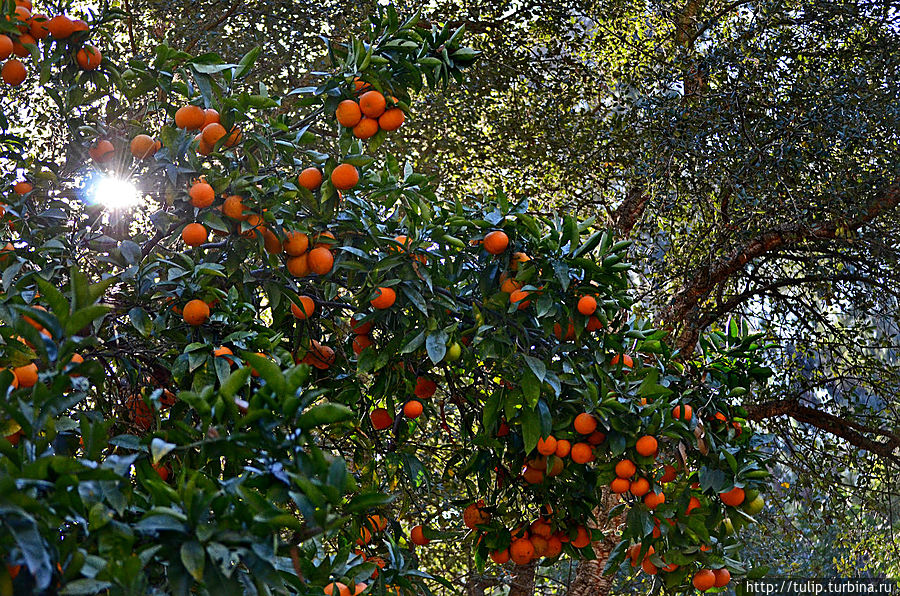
[125,393,152,430]
[314,231,336,248]
[89,139,114,163]
[692,569,716,591]
[414,376,437,399]
[223,195,247,220]
[586,315,603,331]
[403,400,423,418]
[500,276,522,294]
[577,295,597,315]
[510,251,530,270]
[297,167,323,190]
[463,502,490,529]
[307,247,334,275]
[201,122,226,146]
[12,34,34,58]
[175,105,205,130]
[203,108,219,126]
[353,117,379,139]
[410,525,429,546]
[615,459,636,478]
[213,346,234,363]
[71,18,89,32]
[587,431,606,445]
[189,181,214,208]
[2,59,26,86]
[29,15,49,40]
[290,295,315,320]
[554,439,571,458]
[630,477,650,497]
[610,477,630,493]
[261,227,282,254]
[530,535,549,557]
[287,254,310,277]
[483,230,509,255]
[635,435,658,457]
[610,353,633,368]
[522,465,543,484]
[359,90,386,118]
[378,108,405,131]
[351,317,373,336]
[306,341,335,370]
[570,442,594,464]
[660,465,677,483]
[367,514,388,532]
[489,549,509,564]
[331,163,359,191]
[13,181,31,195]
[641,558,658,575]
[284,231,309,256]
[545,535,563,558]
[370,287,396,309]
[509,538,534,565]
[13,362,37,387]
[509,289,531,309]
[573,412,597,435]
[182,299,210,326]
[194,133,212,156]
[335,99,362,127]
[324,582,351,596]
[644,491,665,509]
[719,486,745,506]
[686,496,701,514]
[570,526,591,548]
[672,404,693,421]
[713,568,731,587]
[536,435,557,456]
[47,15,75,38]
[181,223,207,247]
[130,134,157,159]
[224,127,242,147]
[0,35,12,60]
[370,408,393,430]
[352,334,373,355]
[76,44,102,70]
[529,519,552,539]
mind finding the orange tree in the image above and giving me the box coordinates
[0,2,773,594]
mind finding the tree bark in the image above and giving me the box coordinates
[508,561,538,596]
[566,489,626,596]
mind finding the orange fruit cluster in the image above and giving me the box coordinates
[2,4,99,87]
[334,86,406,139]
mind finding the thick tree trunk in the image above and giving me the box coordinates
[508,561,538,596]
[566,489,626,596]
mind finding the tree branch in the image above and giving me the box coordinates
[746,399,900,464]
[662,180,900,349]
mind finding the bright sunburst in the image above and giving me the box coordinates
[90,176,141,210]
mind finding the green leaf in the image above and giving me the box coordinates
[234,46,261,79]
[425,330,448,363]
[296,402,354,430]
[520,407,540,454]
[240,352,285,396]
[64,305,110,336]
[220,366,252,400]
[523,355,546,382]
[60,579,114,594]
[129,307,152,337]
[180,541,205,581]
[150,438,175,465]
